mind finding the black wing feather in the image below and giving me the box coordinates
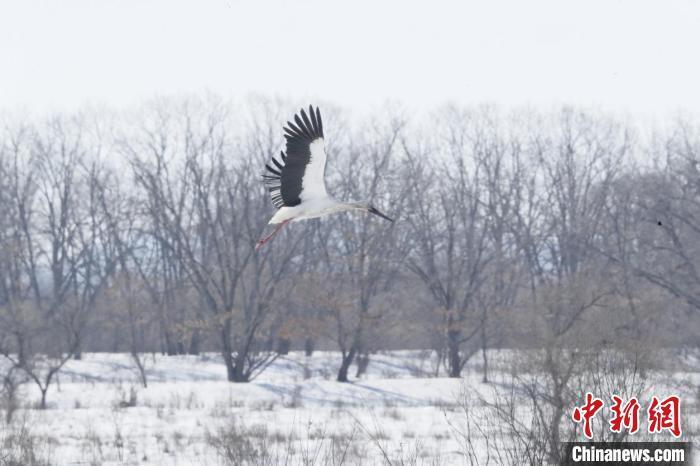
[265,164,281,176]
[261,106,325,209]
[316,107,323,135]
[271,158,284,171]
[309,105,318,130]
[286,122,302,136]
[295,114,312,139]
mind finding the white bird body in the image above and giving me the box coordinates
[257,106,392,250]
[269,197,345,224]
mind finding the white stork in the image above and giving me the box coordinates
[256,106,393,250]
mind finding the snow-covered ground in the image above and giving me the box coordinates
[1,350,698,465]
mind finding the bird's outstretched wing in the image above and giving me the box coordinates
[263,106,328,209]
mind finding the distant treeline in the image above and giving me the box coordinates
[0,96,698,387]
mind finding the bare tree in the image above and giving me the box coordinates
[126,97,305,382]
[608,121,700,350]
[404,107,494,378]
[0,115,119,408]
[472,110,528,382]
[502,108,636,461]
[316,113,406,382]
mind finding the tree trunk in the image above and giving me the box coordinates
[232,352,248,382]
[188,329,201,355]
[132,353,148,388]
[338,324,364,382]
[447,328,462,378]
[40,387,48,410]
[163,326,177,356]
[221,321,236,382]
[17,335,26,368]
[481,323,489,383]
[355,352,370,378]
[223,351,236,382]
[276,338,291,355]
[337,345,358,382]
[304,337,315,357]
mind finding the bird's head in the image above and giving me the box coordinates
[351,201,393,222]
[368,205,394,222]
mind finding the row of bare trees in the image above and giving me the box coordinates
[0,97,698,403]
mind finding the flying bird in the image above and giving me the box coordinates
[257,106,393,250]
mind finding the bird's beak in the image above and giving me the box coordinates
[368,206,394,222]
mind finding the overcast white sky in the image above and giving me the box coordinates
[1,0,699,118]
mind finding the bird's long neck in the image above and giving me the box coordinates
[343,200,367,210]
[324,200,365,216]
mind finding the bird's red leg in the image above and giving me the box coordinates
[255,219,291,251]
